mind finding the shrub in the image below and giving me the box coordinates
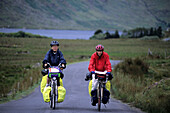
[114,58,149,78]
[135,79,170,113]
[90,33,106,40]
[112,71,170,113]
[94,29,103,35]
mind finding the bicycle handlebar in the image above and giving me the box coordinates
[94,70,107,75]
[85,71,109,81]
[44,62,66,69]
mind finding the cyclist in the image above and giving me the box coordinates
[86,44,113,106]
[42,41,66,87]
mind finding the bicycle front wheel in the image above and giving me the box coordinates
[98,83,101,111]
[52,82,56,109]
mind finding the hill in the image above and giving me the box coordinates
[0,0,170,30]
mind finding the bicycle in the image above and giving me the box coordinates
[42,63,65,109]
[86,71,109,111]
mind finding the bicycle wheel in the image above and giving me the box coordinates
[98,83,101,111]
[50,89,53,108]
[52,82,56,109]
[50,83,53,108]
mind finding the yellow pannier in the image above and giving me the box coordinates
[40,75,65,103]
[88,80,111,96]
[40,75,63,93]
[57,86,66,103]
[42,86,51,102]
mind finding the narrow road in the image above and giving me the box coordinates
[0,61,144,113]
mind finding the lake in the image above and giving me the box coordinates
[0,28,121,40]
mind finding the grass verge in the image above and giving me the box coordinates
[112,57,170,113]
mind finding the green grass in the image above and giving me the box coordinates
[112,57,170,113]
[0,37,170,112]
[0,80,40,104]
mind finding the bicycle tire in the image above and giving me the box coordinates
[98,83,101,111]
[50,90,53,108]
[52,82,56,109]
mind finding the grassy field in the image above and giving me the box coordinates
[0,37,170,112]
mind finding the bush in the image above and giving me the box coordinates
[135,79,170,113]
[94,29,103,35]
[90,33,106,40]
[114,58,149,78]
[90,30,120,40]
[112,70,170,113]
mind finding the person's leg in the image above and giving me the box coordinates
[91,74,98,90]
[46,76,50,87]
[102,85,110,104]
[91,74,98,106]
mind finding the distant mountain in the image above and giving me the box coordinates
[0,0,170,30]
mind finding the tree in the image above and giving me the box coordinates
[153,28,157,36]
[144,29,148,36]
[114,30,120,38]
[94,29,103,35]
[156,26,162,38]
[139,30,143,37]
[149,27,153,36]
[105,31,111,39]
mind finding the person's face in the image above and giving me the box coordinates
[96,51,103,56]
[52,45,58,52]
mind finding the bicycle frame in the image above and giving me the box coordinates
[92,71,108,111]
[50,76,58,109]
[48,66,61,109]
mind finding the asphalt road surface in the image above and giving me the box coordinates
[0,61,144,113]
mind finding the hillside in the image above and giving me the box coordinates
[0,0,170,30]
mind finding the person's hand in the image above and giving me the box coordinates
[44,63,50,68]
[85,72,94,81]
[107,72,113,80]
[43,63,48,68]
[85,73,90,81]
[62,64,65,67]
[91,71,95,74]
[60,73,64,79]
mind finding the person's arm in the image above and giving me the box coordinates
[105,54,112,72]
[88,54,95,72]
[42,50,50,67]
[59,51,66,64]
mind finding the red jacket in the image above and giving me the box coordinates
[88,52,112,72]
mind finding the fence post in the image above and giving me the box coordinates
[17,82,20,91]
[30,76,33,86]
[148,48,153,56]
[165,50,167,59]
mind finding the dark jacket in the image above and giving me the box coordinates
[43,49,66,66]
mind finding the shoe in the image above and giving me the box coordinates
[46,84,50,87]
[91,89,98,106]
[43,84,50,92]
[91,98,96,106]
[102,88,110,104]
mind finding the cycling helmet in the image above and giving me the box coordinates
[50,41,59,47]
[96,44,104,51]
